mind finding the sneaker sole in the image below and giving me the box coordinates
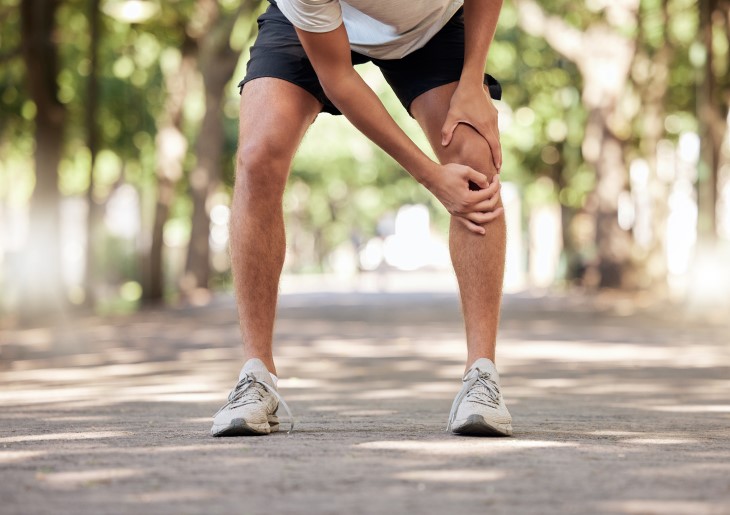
[451,414,513,437]
[210,415,279,437]
[210,417,276,437]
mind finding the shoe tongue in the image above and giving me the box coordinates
[239,358,274,387]
[467,358,499,382]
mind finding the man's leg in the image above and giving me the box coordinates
[231,78,322,376]
[411,82,511,436]
[411,82,505,370]
[211,78,321,437]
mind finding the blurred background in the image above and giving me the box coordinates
[1,0,729,327]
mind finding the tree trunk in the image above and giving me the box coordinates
[634,0,672,291]
[183,65,231,295]
[588,115,633,288]
[698,0,727,241]
[84,0,101,307]
[140,38,197,303]
[515,0,639,288]
[183,0,257,297]
[19,0,66,323]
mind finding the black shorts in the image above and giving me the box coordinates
[239,1,502,116]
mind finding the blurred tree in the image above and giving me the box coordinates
[514,0,639,288]
[19,0,67,322]
[698,0,729,240]
[141,34,196,302]
[630,0,673,289]
[183,0,259,298]
[489,1,589,283]
[2,0,727,321]
[84,0,101,306]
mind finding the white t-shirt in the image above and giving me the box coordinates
[275,0,464,60]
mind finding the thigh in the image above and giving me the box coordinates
[239,2,348,116]
[238,77,322,192]
[410,82,498,181]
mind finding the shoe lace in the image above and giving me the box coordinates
[216,372,295,433]
[446,369,500,431]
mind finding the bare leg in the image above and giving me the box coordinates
[231,78,322,375]
[411,82,506,369]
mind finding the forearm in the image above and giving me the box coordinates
[323,69,437,186]
[461,0,503,87]
[294,24,437,186]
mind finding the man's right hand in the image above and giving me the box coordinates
[424,163,503,235]
[292,24,503,234]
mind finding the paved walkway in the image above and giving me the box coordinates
[1,280,729,514]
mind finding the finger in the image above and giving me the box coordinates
[466,174,500,202]
[467,207,504,224]
[483,174,500,197]
[486,130,502,170]
[472,123,492,146]
[466,184,497,205]
[465,168,489,190]
[471,194,501,213]
[465,211,494,224]
[457,215,487,235]
[441,114,459,146]
[483,207,504,222]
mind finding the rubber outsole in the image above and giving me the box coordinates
[211,418,272,437]
[451,414,513,437]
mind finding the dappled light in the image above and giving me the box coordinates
[2,0,730,512]
[2,286,729,512]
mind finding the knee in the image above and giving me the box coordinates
[235,140,290,205]
[447,124,499,182]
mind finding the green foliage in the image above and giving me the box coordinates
[1,0,726,303]
[495,1,588,210]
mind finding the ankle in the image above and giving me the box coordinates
[244,354,277,376]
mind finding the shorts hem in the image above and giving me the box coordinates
[403,74,503,117]
[238,75,341,116]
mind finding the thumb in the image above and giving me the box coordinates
[441,115,458,146]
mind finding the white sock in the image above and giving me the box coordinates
[270,373,279,387]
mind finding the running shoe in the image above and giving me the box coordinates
[447,357,512,436]
[211,358,293,437]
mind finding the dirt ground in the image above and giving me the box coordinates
[1,277,729,514]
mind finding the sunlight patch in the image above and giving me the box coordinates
[396,469,505,482]
[621,438,698,445]
[648,404,730,413]
[36,468,141,486]
[357,439,574,455]
[597,500,718,515]
[0,431,127,444]
[0,450,45,463]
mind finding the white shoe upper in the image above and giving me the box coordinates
[447,358,512,431]
[211,359,293,435]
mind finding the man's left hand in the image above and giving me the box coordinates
[441,83,502,171]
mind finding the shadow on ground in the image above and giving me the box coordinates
[1,290,729,514]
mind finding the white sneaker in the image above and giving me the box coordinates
[447,358,512,436]
[210,358,293,437]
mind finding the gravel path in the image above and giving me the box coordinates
[1,282,729,514]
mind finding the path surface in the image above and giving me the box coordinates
[1,279,729,514]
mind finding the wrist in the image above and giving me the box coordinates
[454,78,488,105]
[459,69,486,91]
[412,158,440,189]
